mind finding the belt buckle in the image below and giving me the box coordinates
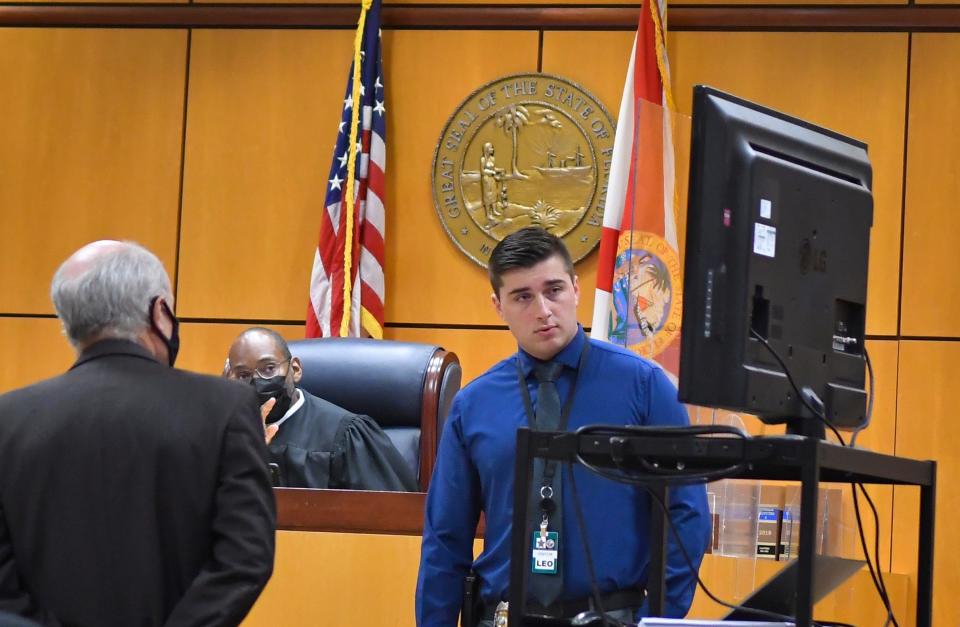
[494,601,508,626]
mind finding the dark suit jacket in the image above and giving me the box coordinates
[0,340,276,627]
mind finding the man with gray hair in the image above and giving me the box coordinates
[0,240,276,627]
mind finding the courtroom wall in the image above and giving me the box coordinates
[0,3,956,625]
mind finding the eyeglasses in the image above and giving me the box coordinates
[227,359,290,383]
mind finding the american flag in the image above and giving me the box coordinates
[590,0,683,377]
[307,0,386,338]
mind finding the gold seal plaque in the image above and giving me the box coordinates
[432,73,616,267]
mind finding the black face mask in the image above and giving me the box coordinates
[252,375,293,424]
[148,296,180,367]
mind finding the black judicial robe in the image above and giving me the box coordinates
[269,390,418,491]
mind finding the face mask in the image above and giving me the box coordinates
[148,297,180,367]
[252,375,292,424]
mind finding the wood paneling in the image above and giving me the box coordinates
[177,321,304,376]
[540,31,636,133]
[841,340,898,570]
[901,34,960,337]
[0,318,75,394]
[668,32,908,336]
[177,30,354,320]
[276,489,425,533]
[0,29,187,314]
[892,340,958,627]
[678,0,904,5]
[0,12,950,625]
[540,30,634,312]
[241,530,425,627]
[385,325,518,385]
[691,555,909,622]
[385,30,540,325]
[243,531,909,627]
[7,6,960,30]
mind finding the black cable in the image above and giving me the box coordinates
[565,462,628,627]
[565,426,855,627]
[748,328,847,445]
[750,335,898,626]
[566,424,814,624]
[849,347,875,448]
[640,481,836,626]
[855,483,899,627]
[850,483,886,616]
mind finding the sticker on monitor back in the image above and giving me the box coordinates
[759,198,772,219]
[753,223,777,258]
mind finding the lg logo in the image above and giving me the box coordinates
[799,238,827,275]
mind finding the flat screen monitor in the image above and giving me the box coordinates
[678,86,873,435]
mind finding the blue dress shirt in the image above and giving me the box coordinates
[416,327,711,626]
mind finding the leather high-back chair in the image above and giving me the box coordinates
[287,338,461,491]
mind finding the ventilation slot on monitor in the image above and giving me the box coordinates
[750,143,864,186]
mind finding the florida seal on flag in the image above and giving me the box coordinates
[608,230,682,359]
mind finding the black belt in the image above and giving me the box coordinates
[481,588,645,620]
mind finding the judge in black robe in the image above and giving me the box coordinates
[226,327,418,492]
[268,388,418,490]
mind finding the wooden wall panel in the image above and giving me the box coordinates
[0,318,75,394]
[901,35,960,337]
[690,556,909,622]
[177,30,354,320]
[241,531,909,627]
[841,339,898,570]
[385,30,540,325]
[668,32,908,336]
[12,0,185,4]
[677,0,904,5]
[540,30,636,319]
[178,321,305,376]
[0,29,187,314]
[241,530,425,627]
[892,340,958,627]
[206,0,638,6]
[242,531,485,627]
[385,325,517,384]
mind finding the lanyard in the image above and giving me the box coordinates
[515,340,590,488]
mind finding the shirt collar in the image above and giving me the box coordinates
[517,324,585,378]
[273,387,306,430]
[71,338,159,370]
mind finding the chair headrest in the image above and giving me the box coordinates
[288,338,440,428]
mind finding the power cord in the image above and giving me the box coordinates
[750,331,899,627]
[749,329,846,445]
[565,461,629,627]
[849,348,875,448]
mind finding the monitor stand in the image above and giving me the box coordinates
[784,417,826,440]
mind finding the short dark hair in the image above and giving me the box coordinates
[240,326,292,361]
[488,227,575,295]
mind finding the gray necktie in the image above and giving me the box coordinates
[529,361,564,608]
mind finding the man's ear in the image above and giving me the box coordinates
[491,292,505,321]
[290,356,303,384]
[573,274,580,306]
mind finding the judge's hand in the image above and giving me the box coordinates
[260,398,279,445]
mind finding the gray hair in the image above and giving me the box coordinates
[50,242,172,346]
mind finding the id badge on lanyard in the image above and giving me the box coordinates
[515,340,589,577]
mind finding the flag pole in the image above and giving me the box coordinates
[340,0,374,337]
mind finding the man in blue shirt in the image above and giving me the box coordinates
[416,227,711,627]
